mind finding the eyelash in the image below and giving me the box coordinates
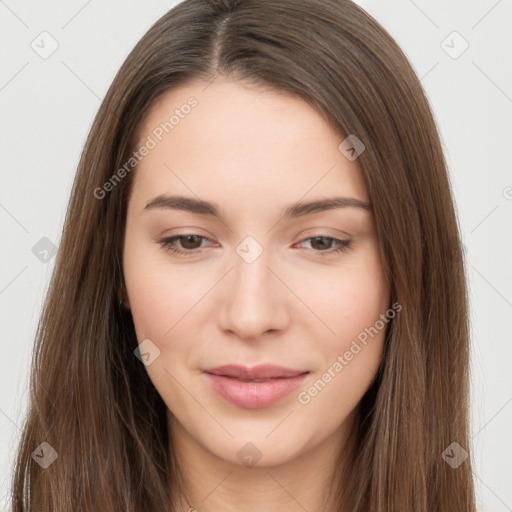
[157,234,352,257]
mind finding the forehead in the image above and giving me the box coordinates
[129,79,369,211]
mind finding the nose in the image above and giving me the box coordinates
[217,242,290,341]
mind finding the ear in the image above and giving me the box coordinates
[118,284,131,309]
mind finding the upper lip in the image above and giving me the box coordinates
[203,364,309,380]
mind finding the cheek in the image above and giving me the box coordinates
[123,234,209,342]
[285,253,390,447]
[122,236,205,402]
[300,249,389,399]
[307,255,389,348]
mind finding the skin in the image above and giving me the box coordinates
[122,78,390,512]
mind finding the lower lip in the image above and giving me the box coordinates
[204,372,309,409]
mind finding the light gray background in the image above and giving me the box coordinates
[1,1,511,510]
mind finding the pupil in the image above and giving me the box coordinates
[183,235,200,249]
[314,236,329,250]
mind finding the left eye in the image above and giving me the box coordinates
[295,236,351,255]
[157,234,351,257]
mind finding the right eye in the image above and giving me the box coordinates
[157,235,213,256]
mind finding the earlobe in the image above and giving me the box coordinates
[118,285,131,309]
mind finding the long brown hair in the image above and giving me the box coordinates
[11,0,476,510]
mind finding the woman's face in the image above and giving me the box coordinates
[123,78,390,467]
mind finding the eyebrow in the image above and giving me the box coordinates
[144,194,371,220]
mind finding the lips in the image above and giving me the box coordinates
[202,364,308,380]
[202,364,310,409]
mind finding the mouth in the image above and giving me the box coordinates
[202,364,309,380]
[202,364,310,409]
